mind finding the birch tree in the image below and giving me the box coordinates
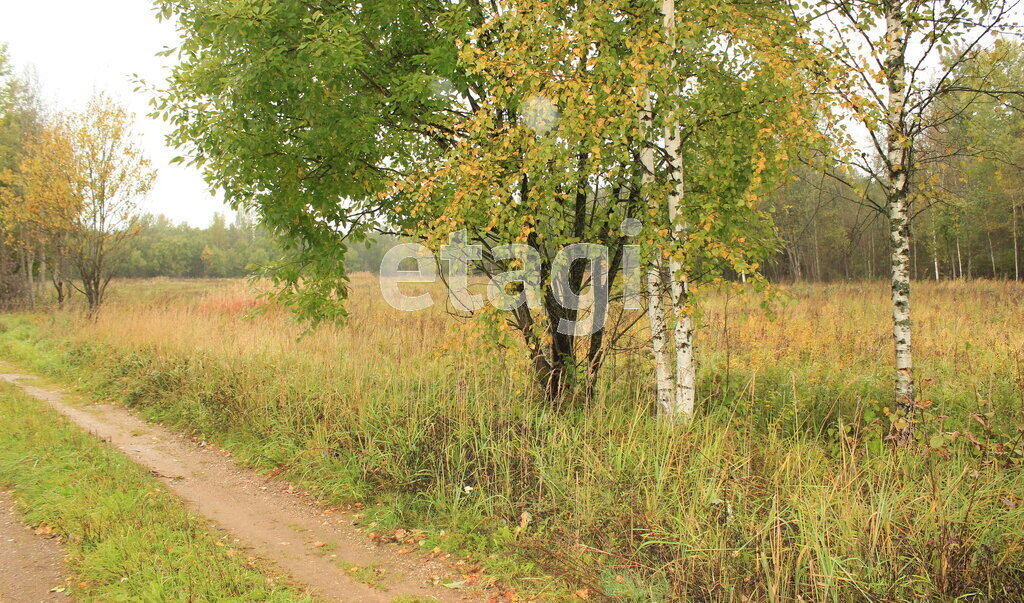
[403,0,821,404]
[647,0,696,419]
[635,0,826,420]
[816,0,1020,440]
[159,0,820,403]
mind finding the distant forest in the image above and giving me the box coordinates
[766,164,1022,283]
[117,211,396,279]
[151,187,1021,283]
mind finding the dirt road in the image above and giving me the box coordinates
[0,372,483,602]
[0,490,69,602]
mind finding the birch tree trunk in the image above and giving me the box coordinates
[884,1,916,441]
[987,228,997,277]
[912,235,918,280]
[645,261,675,414]
[23,249,35,307]
[660,0,695,420]
[787,246,803,281]
[1013,201,1020,281]
[887,195,914,417]
[638,0,696,422]
[867,233,873,279]
[38,252,45,296]
[956,237,963,279]
[813,224,823,281]
[641,98,675,415]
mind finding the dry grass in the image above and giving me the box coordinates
[2,276,1023,600]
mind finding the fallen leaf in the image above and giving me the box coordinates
[443,579,468,589]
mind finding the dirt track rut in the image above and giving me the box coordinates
[0,490,70,603]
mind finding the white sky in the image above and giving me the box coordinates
[0,0,230,227]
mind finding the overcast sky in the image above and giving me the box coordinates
[0,0,230,227]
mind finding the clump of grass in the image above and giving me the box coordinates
[336,561,388,590]
[1,277,1023,598]
[0,381,307,601]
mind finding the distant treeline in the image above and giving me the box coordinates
[130,191,1022,281]
[765,164,1022,283]
[117,212,395,279]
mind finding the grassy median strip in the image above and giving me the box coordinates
[0,381,308,602]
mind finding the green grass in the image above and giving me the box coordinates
[0,380,308,602]
[335,561,388,590]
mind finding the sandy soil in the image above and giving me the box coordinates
[0,490,70,602]
[0,372,486,602]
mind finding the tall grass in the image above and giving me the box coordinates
[2,277,1022,600]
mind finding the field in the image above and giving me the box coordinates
[1,276,1023,600]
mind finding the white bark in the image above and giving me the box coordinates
[641,97,675,414]
[884,2,915,424]
[638,0,698,422]
[988,228,997,276]
[660,0,695,420]
[950,237,958,280]
[1014,201,1020,281]
[670,288,696,418]
[645,262,675,414]
[24,249,35,306]
[888,195,914,411]
[38,250,47,297]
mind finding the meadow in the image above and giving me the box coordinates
[1,276,1022,600]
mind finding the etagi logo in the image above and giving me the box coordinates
[379,220,645,336]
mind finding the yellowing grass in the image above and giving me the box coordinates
[3,276,1023,600]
